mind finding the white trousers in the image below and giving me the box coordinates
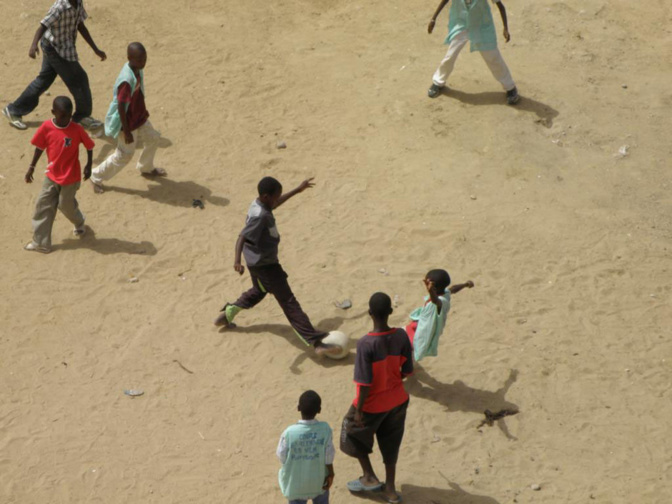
[91,120,160,184]
[432,30,515,91]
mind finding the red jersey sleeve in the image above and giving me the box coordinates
[117,82,132,104]
[30,122,48,151]
[79,126,95,150]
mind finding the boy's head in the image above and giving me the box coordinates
[369,292,393,321]
[257,176,283,208]
[51,96,73,125]
[297,390,322,419]
[426,269,451,294]
[127,42,147,70]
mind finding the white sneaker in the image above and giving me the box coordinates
[3,106,27,130]
[73,225,86,237]
[78,117,103,130]
[24,241,51,254]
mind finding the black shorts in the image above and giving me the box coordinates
[339,400,409,465]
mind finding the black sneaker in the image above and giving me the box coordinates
[506,87,520,105]
[427,83,444,98]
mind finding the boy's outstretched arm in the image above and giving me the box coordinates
[495,1,511,42]
[449,280,475,295]
[83,150,93,181]
[77,23,107,60]
[28,25,47,59]
[275,177,315,208]
[25,148,43,183]
[233,234,245,275]
[428,0,450,34]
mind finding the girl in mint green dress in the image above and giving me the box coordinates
[426,0,520,104]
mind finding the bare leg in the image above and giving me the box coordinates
[382,463,399,501]
[356,454,381,487]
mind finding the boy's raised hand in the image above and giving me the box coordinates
[423,278,437,296]
[297,177,315,192]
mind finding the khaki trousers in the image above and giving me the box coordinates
[90,121,160,184]
[31,178,84,249]
[432,30,516,91]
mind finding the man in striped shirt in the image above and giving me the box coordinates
[3,0,106,131]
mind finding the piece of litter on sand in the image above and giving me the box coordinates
[128,277,139,283]
[198,431,205,440]
[173,359,194,374]
[124,389,144,397]
[276,141,287,149]
[378,268,389,276]
[393,295,401,307]
[0,174,6,179]
[192,199,205,209]
[334,299,352,310]
[616,145,629,158]
[531,484,541,491]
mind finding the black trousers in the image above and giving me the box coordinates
[9,40,92,122]
[233,264,328,346]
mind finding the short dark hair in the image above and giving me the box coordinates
[258,176,283,197]
[298,390,321,418]
[369,292,392,318]
[426,269,451,293]
[53,96,73,113]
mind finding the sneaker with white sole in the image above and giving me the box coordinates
[73,225,86,237]
[3,106,27,130]
[24,241,51,254]
[77,117,103,130]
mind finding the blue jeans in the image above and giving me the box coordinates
[289,490,329,504]
[8,40,92,122]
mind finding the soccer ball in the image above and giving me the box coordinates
[322,331,349,360]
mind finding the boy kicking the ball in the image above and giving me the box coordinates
[214,176,340,357]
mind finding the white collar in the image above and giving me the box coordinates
[51,119,72,130]
[298,419,318,424]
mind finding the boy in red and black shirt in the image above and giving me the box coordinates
[24,96,94,253]
[340,292,413,504]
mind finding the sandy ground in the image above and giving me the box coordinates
[1,0,671,502]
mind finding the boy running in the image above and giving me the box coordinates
[4,0,106,130]
[427,0,520,104]
[277,390,335,504]
[24,96,94,253]
[214,176,340,356]
[340,293,413,504]
[90,42,166,193]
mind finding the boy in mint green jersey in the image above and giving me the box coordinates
[277,390,335,504]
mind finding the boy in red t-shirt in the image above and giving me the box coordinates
[340,292,413,504]
[24,96,95,253]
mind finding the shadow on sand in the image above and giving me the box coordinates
[441,89,559,126]
[221,311,369,374]
[53,226,157,255]
[407,367,520,440]
[349,481,502,504]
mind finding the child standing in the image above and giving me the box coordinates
[90,42,166,193]
[24,96,95,253]
[340,293,413,504]
[3,0,106,130]
[427,0,520,104]
[406,269,474,362]
[214,176,340,357]
[277,390,335,504]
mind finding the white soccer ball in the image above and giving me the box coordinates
[322,330,349,360]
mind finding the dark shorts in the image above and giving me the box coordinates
[339,400,409,465]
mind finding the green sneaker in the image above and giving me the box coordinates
[214,303,241,328]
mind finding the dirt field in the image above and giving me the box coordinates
[1,0,671,502]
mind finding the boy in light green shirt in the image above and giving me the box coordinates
[406,269,474,361]
[427,0,520,104]
[277,390,335,503]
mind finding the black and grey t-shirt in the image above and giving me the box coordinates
[241,199,280,267]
